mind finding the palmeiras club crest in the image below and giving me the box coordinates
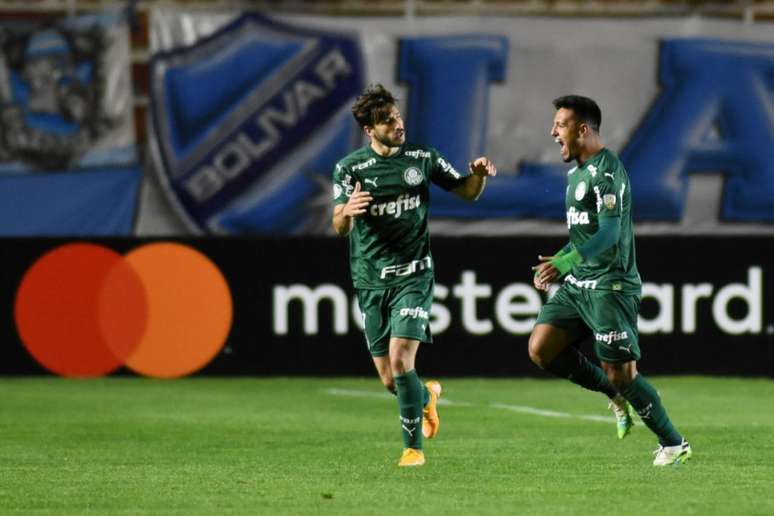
[148,14,365,234]
[403,167,423,186]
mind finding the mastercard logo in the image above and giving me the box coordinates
[14,242,233,379]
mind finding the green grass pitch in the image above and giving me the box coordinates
[1,376,773,515]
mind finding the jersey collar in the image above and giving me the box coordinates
[366,144,405,160]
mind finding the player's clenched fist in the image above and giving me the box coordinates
[469,157,497,177]
[342,181,373,217]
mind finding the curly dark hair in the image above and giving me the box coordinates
[351,84,398,129]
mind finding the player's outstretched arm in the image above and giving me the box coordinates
[332,181,373,236]
[452,157,497,201]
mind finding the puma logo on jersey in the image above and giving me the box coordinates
[364,178,378,188]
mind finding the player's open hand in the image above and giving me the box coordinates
[532,255,559,291]
[342,181,373,218]
[469,157,497,177]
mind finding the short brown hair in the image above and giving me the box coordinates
[351,84,398,128]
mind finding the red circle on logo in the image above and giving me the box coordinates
[15,243,146,377]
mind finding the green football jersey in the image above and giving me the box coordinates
[563,148,641,294]
[333,143,465,289]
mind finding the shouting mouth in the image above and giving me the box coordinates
[555,136,565,152]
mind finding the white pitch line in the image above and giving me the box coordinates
[326,388,612,422]
[490,403,614,423]
[326,388,394,400]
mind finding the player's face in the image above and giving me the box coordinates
[551,108,583,163]
[368,106,405,148]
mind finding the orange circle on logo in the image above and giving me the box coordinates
[121,242,232,379]
[14,242,232,379]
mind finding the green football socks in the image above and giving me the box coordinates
[547,345,618,400]
[622,374,683,446]
[394,370,424,450]
[390,379,429,407]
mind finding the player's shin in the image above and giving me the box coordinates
[621,374,683,446]
[394,370,424,450]
[546,345,618,399]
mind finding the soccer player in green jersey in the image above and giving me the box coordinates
[332,84,496,467]
[529,95,692,466]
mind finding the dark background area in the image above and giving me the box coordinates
[1,235,770,377]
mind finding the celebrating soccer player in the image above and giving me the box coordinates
[332,84,496,467]
[529,95,692,466]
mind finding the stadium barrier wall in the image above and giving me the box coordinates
[0,236,770,377]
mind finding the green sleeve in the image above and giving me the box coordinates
[551,218,620,276]
[554,242,573,258]
[550,248,583,276]
[429,147,467,191]
[576,217,620,261]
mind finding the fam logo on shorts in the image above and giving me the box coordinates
[149,14,364,233]
[403,167,424,186]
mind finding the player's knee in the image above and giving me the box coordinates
[602,361,637,391]
[389,361,406,375]
[527,335,549,369]
[606,370,633,391]
[389,354,412,375]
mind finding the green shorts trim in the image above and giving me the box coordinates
[536,283,641,363]
[355,274,433,357]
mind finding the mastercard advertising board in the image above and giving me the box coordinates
[13,242,233,378]
[0,237,771,378]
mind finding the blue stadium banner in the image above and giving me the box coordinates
[146,12,774,235]
[148,13,364,234]
[0,11,140,235]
